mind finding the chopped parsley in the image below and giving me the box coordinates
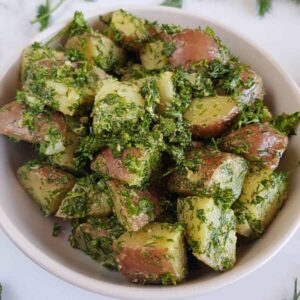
[52,222,62,237]
[271,111,300,136]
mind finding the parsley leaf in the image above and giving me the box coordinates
[271,112,300,136]
[31,0,65,31]
[257,0,272,17]
[52,222,62,237]
[161,0,183,8]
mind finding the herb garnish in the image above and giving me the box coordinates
[31,0,65,31]
[52,222,62,237]
[271,112,300,136]
[161,0,183,8]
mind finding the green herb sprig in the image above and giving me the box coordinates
[31,0,65,31]
[161,0,183,8]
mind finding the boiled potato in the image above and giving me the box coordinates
[114,222,187,284]
[91,146,160,187]
[70,216,124,269]
[109,9,153,48]
[17,161,76,216]
[108,179,161,231]
[169,29,225,68]
[234,166,288,238]
[156,71,176,114]
[65,33,126,71]
[177,196,236,271]
[239,68,264,106]
[56,175,112,219]
[221,123,288,169]
[183,96,239,137]
[168,148,248,205]
[0,101,67,145]
[140,41,168,70]
[92,78,145,135]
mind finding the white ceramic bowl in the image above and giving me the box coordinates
[0,5,299,300]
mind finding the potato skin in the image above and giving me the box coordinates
[17,162,76,216]
[221,123,288,169]
[0,101,67,143]
[114,223,187,284]
[184,96,240,138]
[91,147,160,187]
[169,30,222,68]
[168,148,248,201]
[108,179,161,231]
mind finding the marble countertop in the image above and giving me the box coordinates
[0,0,300,299]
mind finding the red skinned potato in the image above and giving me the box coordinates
[91,147,160,187]
[239,68,264,105]
[184,96,239,138]
[221,123,288,169]
[114,223,187,285]
[0,101,67,143]
[108,179,161,231]
[169,29,223,68]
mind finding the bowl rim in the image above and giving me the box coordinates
[0,5,300,300]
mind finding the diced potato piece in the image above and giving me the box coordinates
[156,71,176,114]
[140,41,168,70]
[49,131,79,172]
[169,29,224,68]
[65,33,125,71]
[92,78,144,135]
[109,9,153,47]
[233,166,288,238]
[45,80,82,116]
[221,123,288,169]
[21,44,64,86]
[56,175,112,219]
[17,161,76,216]
[0,101,67,145]
[114,223,187,284]
[108,179,161,231]
[239,68,264,106]
[168,148,248,205]
[184,96,239,137]
[70,216,124,269]
[177,196,236,271]
[91,147,160,187]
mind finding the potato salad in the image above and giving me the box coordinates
[0,10,299,285]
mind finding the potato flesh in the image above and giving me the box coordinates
[140,41,168,70]
[156,71,175,114]
[65,33,125,71]
[70,216,124,269]
[56,177,112,219]
[184,96,239,137]
[114,223,187,284]
[168,149,248,203]
[177,196,236,271]
[234,167,288,238]
[93,78,144,135]
[108,179,160,232]
[17,162,76,216]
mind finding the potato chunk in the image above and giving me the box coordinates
[92,78,144,135]
[221,123,288,169]
[56,175,112,219]
[177,196,236,271]
[91,147,160,187]
[168,148,248,205]
[233,166,288,238]
[184,96,239,137]
[70,216,124,269]
[140,41,168,70]
[0,102,67,151]
[65,33,125,71]
[169,29,224,68]
[17,161,76,216]
[109,9,154,48]
[108,179,161,231]
[114,223,187,284]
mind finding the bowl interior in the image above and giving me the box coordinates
[0,6,299,300]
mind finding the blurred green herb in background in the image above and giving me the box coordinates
[161,0,183,8]
[0,283,2,300]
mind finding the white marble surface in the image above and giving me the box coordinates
[0,0,300,299]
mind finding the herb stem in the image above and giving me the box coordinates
[31,0,64,25]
